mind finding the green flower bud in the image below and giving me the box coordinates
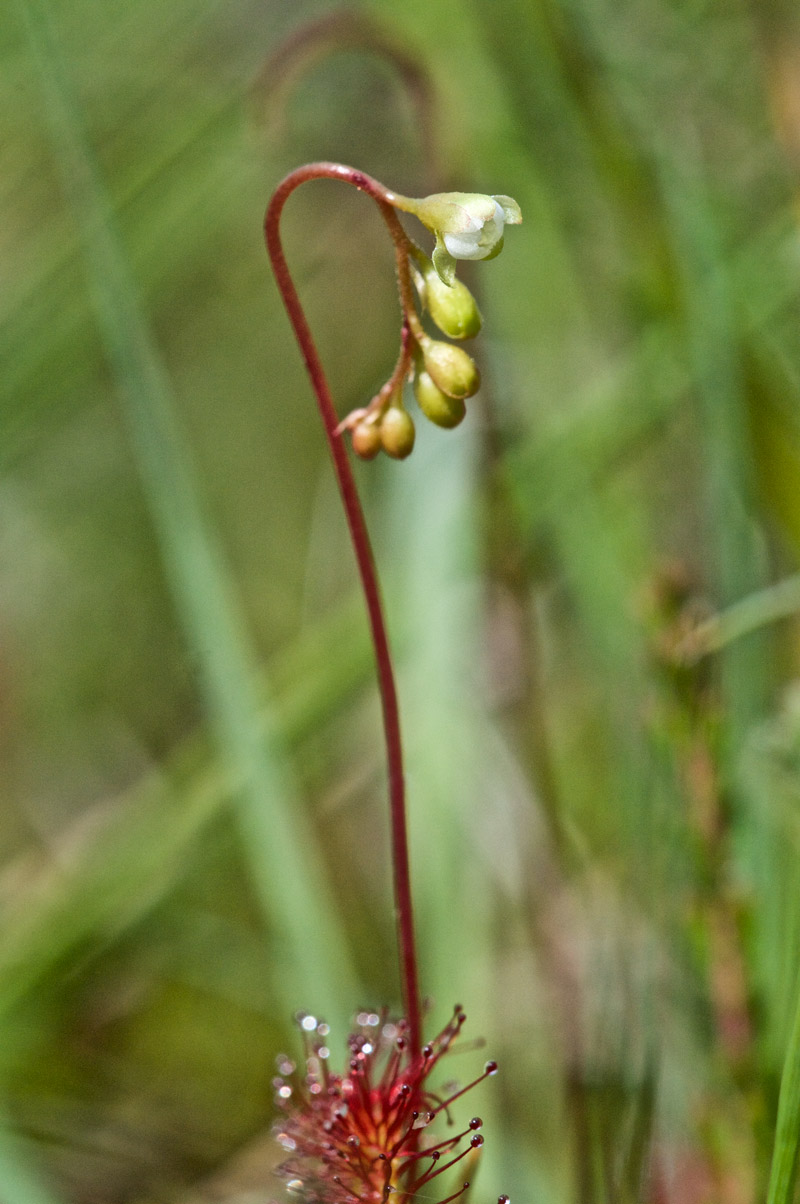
[424,266,482,340]
[421,339,480,400]
[351,419,382,460]
[380,405,416,459]
[413,370,466,429]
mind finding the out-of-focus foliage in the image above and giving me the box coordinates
[4,0,800,1201]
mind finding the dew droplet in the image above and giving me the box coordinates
[287,1179,303,1193]
[469,1117,483,1130]
[422,1043,434,1058]
[301,1014,318,1032]
[278,1084,292,1100]
[362,1042,374,1055]
[484,1060,498,1075]
[317,1022,330,1037]
[471,1134,484,1148]
[318,1045,330,1059]
[367,1012,380,1026]
[412,1110,435,1129]
[498,1195,511,1204]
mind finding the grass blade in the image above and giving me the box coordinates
[767,969,800,1204]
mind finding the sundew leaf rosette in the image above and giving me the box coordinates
[272,1008,502,1204]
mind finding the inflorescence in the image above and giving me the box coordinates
[272,1006,507,1204]
[336,189,522,461]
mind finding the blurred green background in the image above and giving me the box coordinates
[4,0,800,1201]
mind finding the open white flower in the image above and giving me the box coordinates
[395,190,522,285]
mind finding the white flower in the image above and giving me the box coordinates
[394,190,522,285]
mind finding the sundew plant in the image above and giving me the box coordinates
[265,164,521,1204]
[9,2,800,1204]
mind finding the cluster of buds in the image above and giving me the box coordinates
[271,1006,509,1204]
[339,191,522,461]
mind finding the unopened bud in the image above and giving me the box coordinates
[424,268,482,340]
[422,339,480,400]
[351,420,382,460]
[414,370,466,429]
[394,191,522,284]
[380,405,415,459]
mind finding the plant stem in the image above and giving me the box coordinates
[264,163,422,1055]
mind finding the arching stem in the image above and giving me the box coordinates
[264,162,422,1056]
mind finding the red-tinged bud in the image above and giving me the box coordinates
[351,419,382,459]
[414,369,466,429]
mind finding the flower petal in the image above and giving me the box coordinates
[492,194,522,224]
[482,233,504,260]
[443,230,489,259]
